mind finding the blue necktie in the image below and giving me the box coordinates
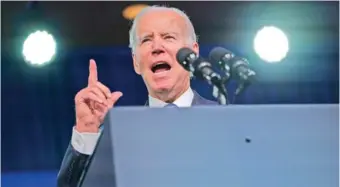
[164,103,178,108]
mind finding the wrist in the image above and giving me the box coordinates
[75,123,99,133]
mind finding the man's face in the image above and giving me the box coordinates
[132,10,199,99]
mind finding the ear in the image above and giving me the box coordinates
[192,42,199,55]
[132,53,141,75]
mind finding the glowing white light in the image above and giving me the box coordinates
[22,30,56,66]
[254,26,289,63]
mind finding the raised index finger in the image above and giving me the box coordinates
[88,59,98,85]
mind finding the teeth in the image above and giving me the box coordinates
[153,62,166,67]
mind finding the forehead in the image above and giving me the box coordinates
[136,10,187,37]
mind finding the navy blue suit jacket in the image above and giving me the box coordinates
[57,90,217,187]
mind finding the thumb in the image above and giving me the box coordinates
[109,91,123,107]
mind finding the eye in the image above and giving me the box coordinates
[164,35,175,40]
[141,38,151,43]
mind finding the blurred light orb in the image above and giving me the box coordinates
[122,4,149,20]
[22,30,56,66]
[254,26,289,63]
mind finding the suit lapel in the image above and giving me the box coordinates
[191,90,203,106]
[144,100,149,107]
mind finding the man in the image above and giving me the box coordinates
[57,5,217,187]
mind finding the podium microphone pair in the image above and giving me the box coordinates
[176,47,256,105]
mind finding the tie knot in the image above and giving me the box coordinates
[164,103,178,108]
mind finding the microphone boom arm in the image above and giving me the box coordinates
[211,78,229,105]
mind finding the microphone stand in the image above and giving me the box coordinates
[210,77,230,105]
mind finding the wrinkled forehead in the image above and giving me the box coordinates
[136,10,188,38]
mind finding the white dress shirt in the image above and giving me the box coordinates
[71,87,194,155]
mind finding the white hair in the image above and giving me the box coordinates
[128,5,198,54]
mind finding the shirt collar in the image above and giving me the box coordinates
[148,87,194,108]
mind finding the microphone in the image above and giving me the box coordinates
[177,47,222,87]
[209,47,256,96]
[176,47,229,105]
[209,47,234,82]
[175,47,197,74]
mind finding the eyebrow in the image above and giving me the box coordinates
[139,32,179,39]
[139,33,153,40]
[161,32,179,36]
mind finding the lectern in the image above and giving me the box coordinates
[81,104,338,187]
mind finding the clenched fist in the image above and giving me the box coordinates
[74,59,123,133]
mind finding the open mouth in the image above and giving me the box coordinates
[151,62,171,73]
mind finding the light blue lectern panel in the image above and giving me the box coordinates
[82,104,338,187]
[81,114,116,187]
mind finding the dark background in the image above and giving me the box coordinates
[1,1,339,187]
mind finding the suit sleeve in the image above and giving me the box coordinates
[57,128,102,187]
[57,143,91,187]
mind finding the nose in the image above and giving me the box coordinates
[152,48,165,56]
[151,37,165,56]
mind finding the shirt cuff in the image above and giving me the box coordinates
[71,126,101,155]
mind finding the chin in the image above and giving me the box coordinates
[151,80,175,93]
[154,83,173,92]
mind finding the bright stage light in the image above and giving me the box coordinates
[22,30,56,66]
[254,26,289,63]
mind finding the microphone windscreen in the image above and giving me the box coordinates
[209,47,233,63]
[176,47,196,63]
